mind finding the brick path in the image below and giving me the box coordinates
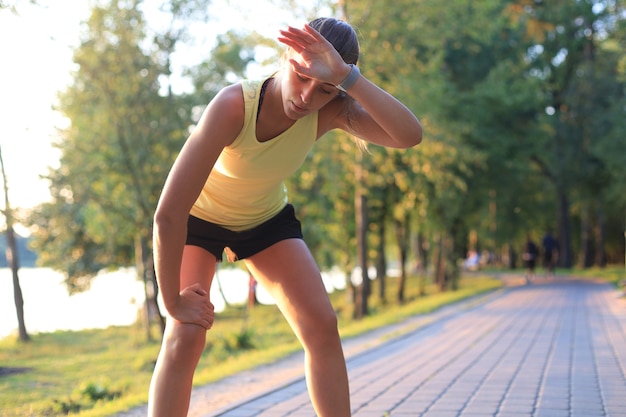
[203,278,626,417]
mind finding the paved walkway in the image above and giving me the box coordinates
[196,277,626,417]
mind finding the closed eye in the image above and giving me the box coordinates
[296,73,335,95]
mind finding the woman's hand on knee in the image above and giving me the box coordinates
[172,283,215,330]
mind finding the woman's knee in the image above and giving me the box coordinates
[162,321,207,362]
[319,307,339,332]
[301,307,340,348]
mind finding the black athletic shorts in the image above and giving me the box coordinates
[186,204,303,262]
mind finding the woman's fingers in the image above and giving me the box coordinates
[278,23,345,85]
[176,284,214,329]
[280,25,316,43]
[279,24,329,52]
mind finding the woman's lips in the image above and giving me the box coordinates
[291,101,308,113]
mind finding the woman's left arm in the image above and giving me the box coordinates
[335,74,423,149]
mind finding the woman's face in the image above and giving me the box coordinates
[280,54,340,120]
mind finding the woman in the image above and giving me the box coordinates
[148,17,422,417]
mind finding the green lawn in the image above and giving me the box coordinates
[560,265,625,286]
[10,267,620,417]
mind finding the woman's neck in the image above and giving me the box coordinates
[256,76,296,142]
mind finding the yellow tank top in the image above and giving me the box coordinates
[189,77,319,231]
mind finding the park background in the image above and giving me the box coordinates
[1,0,625,415]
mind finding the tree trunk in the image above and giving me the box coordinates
[415,232,429,274]
[580,205,594,268]
[147,257,165,334]
[347,269,357,315]
[415,232,428,296]
[135,234,153,342]
[215,265,232,308]
[136,235,165,339]
[394,213,410,304]
[557,191,573,268]
[0,145,29,342]
[353,144,369,320]
[507,242,517,269]
[448,222,462,291]
[595,206,606,267]
[376,218,386,304]
[355,191,369,319]
[434,234,446,291]
[6,229,29,342]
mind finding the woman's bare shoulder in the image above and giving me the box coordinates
[208,83,245,118]
[194,83,246,145]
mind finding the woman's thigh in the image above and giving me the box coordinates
[243,239,336,341]
[160,246,216,352]
[179,245,217,304]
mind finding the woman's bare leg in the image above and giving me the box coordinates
[148,245,216,417]
[244,239,351,417]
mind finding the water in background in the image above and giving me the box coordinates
[0,266,347,339]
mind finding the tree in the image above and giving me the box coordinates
[0,145,29,341]
[28,0,210,339]
[344,0,491,292]
[505,0,626,267]
[370,0,626,271]
[301,0,625,285]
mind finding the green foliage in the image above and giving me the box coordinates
[319,0,626,276]
[43,382,123,415]
[25,0,251,293]
[26,0,176,288]
[220,328,256,352]
[241,0,626,272]
[49,398,82,415]
[81,382,122,402]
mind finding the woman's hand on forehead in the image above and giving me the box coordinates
[278,24,349,86]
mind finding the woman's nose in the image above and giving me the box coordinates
[300,84,314,104]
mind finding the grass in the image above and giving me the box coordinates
[4,266,619,417]
[560,264,625,286]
